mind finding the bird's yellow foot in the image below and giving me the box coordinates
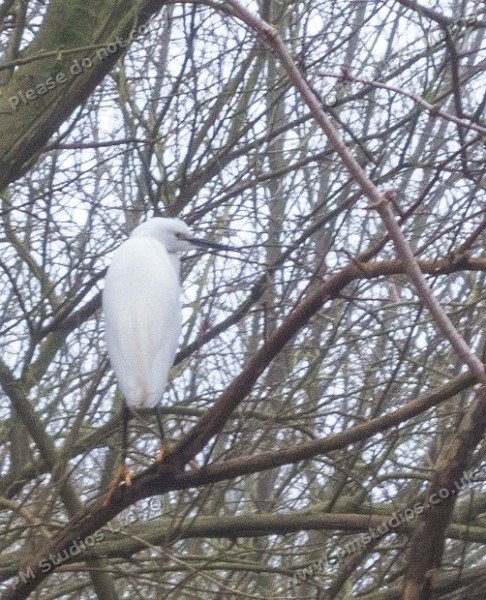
[155,444,173,463]
[102,465,132,506]
[154,446,198,475]
[188,459,199,473]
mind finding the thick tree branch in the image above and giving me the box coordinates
[0,0,168,190]
[174,252,486,466]
[403,385,486,600]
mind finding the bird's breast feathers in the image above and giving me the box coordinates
[103,237,182,408]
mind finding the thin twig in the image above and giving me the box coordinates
[317,70,486,137]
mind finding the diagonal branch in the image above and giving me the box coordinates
[173,255,486,465]
[373,197,486,384]
[0,0,169,190]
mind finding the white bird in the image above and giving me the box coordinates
[102,217,231,501]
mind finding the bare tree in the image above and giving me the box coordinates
[0,1,485,599]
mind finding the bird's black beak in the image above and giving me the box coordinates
[181,235,236,252]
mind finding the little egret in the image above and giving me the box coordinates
[102,217,231,502]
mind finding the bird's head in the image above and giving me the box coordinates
[130,218,232,253]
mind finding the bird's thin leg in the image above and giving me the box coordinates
[155,404,199,472]
[155,404,172,463]
[155,404,166,443]
[103,403,132,506]
[121,402,130,476]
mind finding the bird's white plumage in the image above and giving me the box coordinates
[103,218,193,409]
